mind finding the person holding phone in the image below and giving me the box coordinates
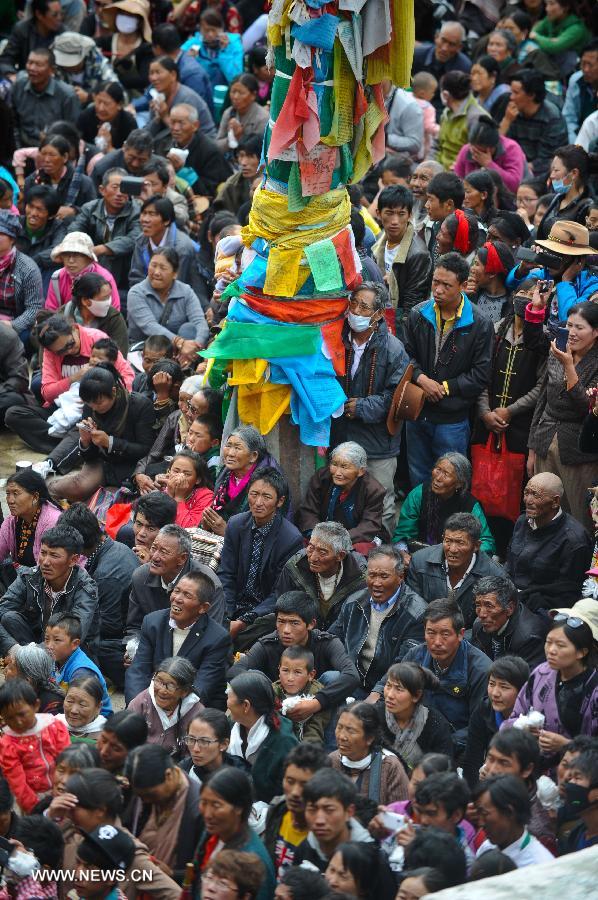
[528,301,598,531]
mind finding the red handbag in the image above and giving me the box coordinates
[471,436,526,523]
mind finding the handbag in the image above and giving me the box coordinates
[471,435,526,523]
[386,363,425,433]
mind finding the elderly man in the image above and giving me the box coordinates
[412,22,471,115]
[125,570,231,706]
[91,128,156,190]
[471,575,548,670]
[329,281,410,535]
[125,524,225,644]
[11,48,80,147]
[276,522,366,629]
[410,160,444,231]
[168,103,233,198]
[67,168,141,290]
[407,512,506,629]
[328,545,426,699]
[506,473,593,611]
[373,598,491,756]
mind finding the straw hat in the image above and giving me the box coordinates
[550,597,598,642]
[535,220,592,257]
[102,0,152,45]
[51,232,97,263]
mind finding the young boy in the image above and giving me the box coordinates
[186,413,222,474]
[422,171,465,257]
[273,646,330,743]
[45,614,112,717]
[73,824,136,900]
[132,334,174,395]
[148,359,184,432]
[264,743,330,878]
[0,679,70,813]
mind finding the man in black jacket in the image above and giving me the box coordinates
[328,545,426,697]
[125,524,225,643]
[169,103,233,198]
[0,0,64,75]
[471,575,548,670]
[0,326,35,427]
[329,281,410,535]
[276,522,366,629]
[228,592,359,722]
[218,468,303,651]
[506,473,593,610]
[404,252,494,486]
[125,569,231,706]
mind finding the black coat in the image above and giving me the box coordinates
[462,695,498,787]
[217,511,303,621]
[275,549,367,629]
[124,608,231,706]
[126,556,226,638]
[472,602,549,670]
[228,629,359,711]
[505,512,593,610]
[329,320,411,458]
[376,700,454,763]
[179,131,233,198]
[77,391,155,485]
[328,585,426,692]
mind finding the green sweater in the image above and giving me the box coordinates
[532,14,590,55]
[392,482,496,554]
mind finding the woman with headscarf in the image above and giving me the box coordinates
[393,451,495,557]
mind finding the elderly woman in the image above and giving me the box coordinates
[201,425,284,537]
[376,662,454,771]
[127,246,208,354]
[45,232,120,312]
[392,452,495,556]
[2,643,64,714]
[23,135,95,221]
[485,29,521,83]
[0,470,61,579]
[468,55,511,120]
[297,442,389,550]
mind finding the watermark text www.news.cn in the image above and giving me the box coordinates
[30,869,154,883]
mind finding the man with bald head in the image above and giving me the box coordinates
[506,473,592,611]
[412,22,472,115]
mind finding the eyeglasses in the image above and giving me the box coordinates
[184,735,219,747]
[553,614,584,629]
[200,874,239,894]
[348,299,375,313]
[152,675,179,693]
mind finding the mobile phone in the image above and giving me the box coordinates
[538,279,554,294]
[555,327,569,352]
[77,422,92,431]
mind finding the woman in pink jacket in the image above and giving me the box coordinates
[453,115,526,196]
[45,232,120,311]
[0,470,61,584]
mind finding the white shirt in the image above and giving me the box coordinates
[446,553,477,592]
[350,336,369,378]
[477,829,554,868]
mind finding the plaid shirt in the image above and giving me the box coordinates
[6,250,43,332]
[507,99,569,178]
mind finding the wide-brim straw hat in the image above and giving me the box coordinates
[535,220,592,257]
[102,0,153,45]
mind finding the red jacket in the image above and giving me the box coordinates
[0,714,70,812]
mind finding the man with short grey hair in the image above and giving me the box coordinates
[330,282,411,535]
[412,22,472,115]
[471,574,548,669]
[276,521,367,628]
[169,103,232,197]
[506,473,592,611]
[125,523,225,645]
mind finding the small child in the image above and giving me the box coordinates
[411,72,439,159]
[186,413,222,475]
[56,676,107,743]
[132,334,174,395]
[44,614,112,718]
[0,678,70,813]
[47,339,120,436]
[89,338,120,368]
[73,824,136,900]
[273,647,330,743]
[0,814,65,900]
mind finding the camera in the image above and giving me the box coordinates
[515,246,564,270]
[119,176,144,197]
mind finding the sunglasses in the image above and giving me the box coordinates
[553,614,584,628]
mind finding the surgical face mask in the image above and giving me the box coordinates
[348,311,373,333]
[88,298,112,318]
[115,13,139,34]
[7,850,40,879]
[551,177,570,195]
[513,295,529,318]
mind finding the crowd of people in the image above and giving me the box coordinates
[0,0,596,898]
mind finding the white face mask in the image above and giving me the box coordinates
[8,850,40,879]
[115,13,139,34]
[88,297,112,317]
[348,311,374,333]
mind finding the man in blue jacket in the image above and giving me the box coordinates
[218,467,303,650]
[373,597,490,757]
[404,252,494,486]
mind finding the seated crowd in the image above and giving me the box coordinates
[0,0,597,897]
